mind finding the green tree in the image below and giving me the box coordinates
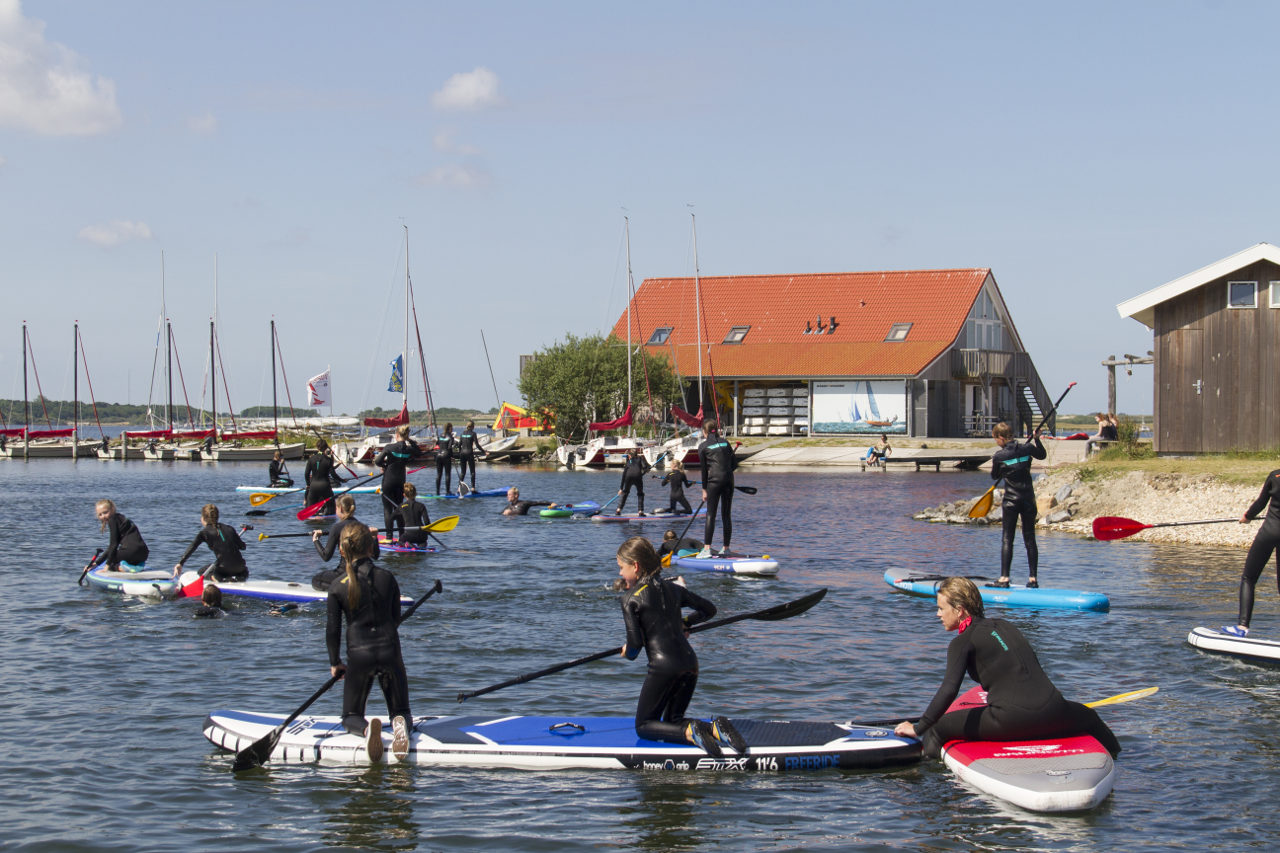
[518,333,679,439]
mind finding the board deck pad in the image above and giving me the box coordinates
[883,567,1109,612]
[204,710,921,772]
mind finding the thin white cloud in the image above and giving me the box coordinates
[433,128,480,155]
[78,220,153,247]
[0,153,6,168]
[414,164,490,189]
[431,67,504,112]
[187,111,217,135]
[0,0,122,135]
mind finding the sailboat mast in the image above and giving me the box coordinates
[22,322,29,458]
[270,318,278,439]
[624,216,633,434]
[209,320,216,439]
[403,225,411,423]
[691,213,703,411]
[73,321,79,459]
[166,321,174,432]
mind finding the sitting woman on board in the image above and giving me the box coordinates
[990,421,1047,588]
[268,449,293,488]
[91,499,150,571]
[893,576,1120,758]
[660,460,694,516]
[311,495,380,591]
[396,483,432,546]
[615,535,744,756]
[173,503,248,582]
[326,524,412,762]
[1223,467,1280,637]
[304,439,338,516]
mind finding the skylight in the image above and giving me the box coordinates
[885,323,912,342]
[723,325,750,344]
[647,326,673,345]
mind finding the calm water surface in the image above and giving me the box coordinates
[1,459,1275,851]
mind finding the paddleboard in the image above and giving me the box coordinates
[672,552,780,576]
[540,508,573,518]
[178,571,414,605]
[1187,626,1280,663]
[939,686,1115,813]
[883,568,1110,612]
[377,537,442,555]
[204,710,920,771]
[424,487,510,500]
[592,508,706,524]
[236,485,381,495]
[85,564,179,599]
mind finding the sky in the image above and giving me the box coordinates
[3,0,1278,420]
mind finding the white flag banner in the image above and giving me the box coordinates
[307,369,331,406]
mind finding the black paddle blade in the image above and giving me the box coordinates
[231,732,279,772]
[245,509,268,516]
[751,587,826,620]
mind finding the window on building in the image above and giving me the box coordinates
[647,326,673,345]
[885,323,912,342]
[1270,281,1280,308]
[1228,281,1257,309]
[723,325,750,344]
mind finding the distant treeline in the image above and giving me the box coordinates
[1,398,498,425]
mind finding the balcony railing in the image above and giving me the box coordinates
[952,348,1015,379]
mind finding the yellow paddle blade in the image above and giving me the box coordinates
[426,514,460,533]
[1086,686,1158,708]
[248,492,278,507]
[258,532,269,541]
[968,486,996,519]
[660,553,672,568]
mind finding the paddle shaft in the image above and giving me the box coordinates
[77,548,105,586]
[969,381,1076,518]
[661,500,706,567]
[456,588,827,702]
[258,518,457,540]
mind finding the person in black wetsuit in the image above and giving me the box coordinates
[657,528,704,560]
[92,499,150,570]
[433,423,456,496]
[326,524,412,762]
[500,486,557,516]
[269,449,294,487]
[697,420,737,555]
[375,424,421,543]
[173,503,248,582]
[615,536,744,756]
[615,447,651,515]
[396,483,432,546]
[894,577,1120,759]
[304,439,338,516]
[660,459,694,516]
[1224,468,1280,637]
[311,495,380,590]
[193,584,226,619]
[455,420,487,493]
[989,421,1047,588]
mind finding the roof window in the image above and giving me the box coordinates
[723,325,750,344]
[647,326,673,345]
[885,322,913,342]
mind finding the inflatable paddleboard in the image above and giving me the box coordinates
[883,568,1110,612]
[424,487,510,500]
[85,564,178,599]
[672,552,780,576]
[204,710,920,771]
[236,485,381,495]
[540,508,573,518]
[592,508,705,524]
[939,686,1115,813]
[1187,626,1280,663]
[178,571,414,605]
[377,537,442,555]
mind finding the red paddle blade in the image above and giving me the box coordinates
[297,499,326,520]
[179,572,205,599]
[1092,516,1149,541]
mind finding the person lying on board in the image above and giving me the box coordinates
[91,498,150,570]
[893,577,1120,759]
[174,503,248,582]
[326,524,412,762]
[500,486,559,516]
[614,536,744,756]
[657,528,704,560]
[396,483,432,545]
[268,450,294,487]
[1223,467,1280,637]
[312,495,380,591]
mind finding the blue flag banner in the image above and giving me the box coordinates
[387,354,404,393]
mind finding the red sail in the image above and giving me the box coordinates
[670,405,704,429]
[174,429,216,440]
[589,404,633,432]
[219,430,277,441]
[27,428,75,438]
[364,404,409,428]
[0,427,26,437]
[124,429,174,440]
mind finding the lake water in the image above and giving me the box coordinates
[1,458,1275,851]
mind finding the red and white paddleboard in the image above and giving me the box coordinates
[939,686,1115,813]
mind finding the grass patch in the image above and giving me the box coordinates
[1073,454,1278,487]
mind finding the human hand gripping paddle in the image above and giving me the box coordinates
[848,686,1159,729]
[1092,516,1249,541]
[76,548,105,586]
[256,515,460,540]
[296,470,388,520]
[455,588,828,703]
[968,381,1076,519]
[231,578,444,771]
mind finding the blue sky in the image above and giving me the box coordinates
[2,0,1276,420]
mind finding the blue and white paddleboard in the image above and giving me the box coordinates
[425,487,511,500]
[236,485,382,495]
[1187,626,1280,662]
[85,564,179,599]
[883,567,1109,612]
[539,501,602,518]
[204,710,920,771]
[377,537,442,555]
[672,552,780,576]
[592,508,706,524]
[178,571,414,605]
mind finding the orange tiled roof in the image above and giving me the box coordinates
[610,269,992,378]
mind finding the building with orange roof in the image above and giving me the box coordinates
[609,268,1051,438]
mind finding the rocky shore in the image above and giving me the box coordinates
[917,468,1262,549]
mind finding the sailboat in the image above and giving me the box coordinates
[211,319,305,461]
[0,322,98,458]
[862,381,898,429]
[557,216,657,468]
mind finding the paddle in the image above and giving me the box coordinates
[847,685,1159,728]
[589,492,622,518]
[248,490,299,507]
[661,500,706,568]
[297,470,387,520]
[231,578,445,771]
[456,587,828,703]
[1092,516,1245,541]
[257,515,460,541]
[968,381,1076,519]
[690,481,758,496]
[77,548,104,586]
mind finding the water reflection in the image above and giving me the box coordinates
[316,765,421,851]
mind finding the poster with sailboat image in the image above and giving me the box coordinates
[812,380,907,434]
